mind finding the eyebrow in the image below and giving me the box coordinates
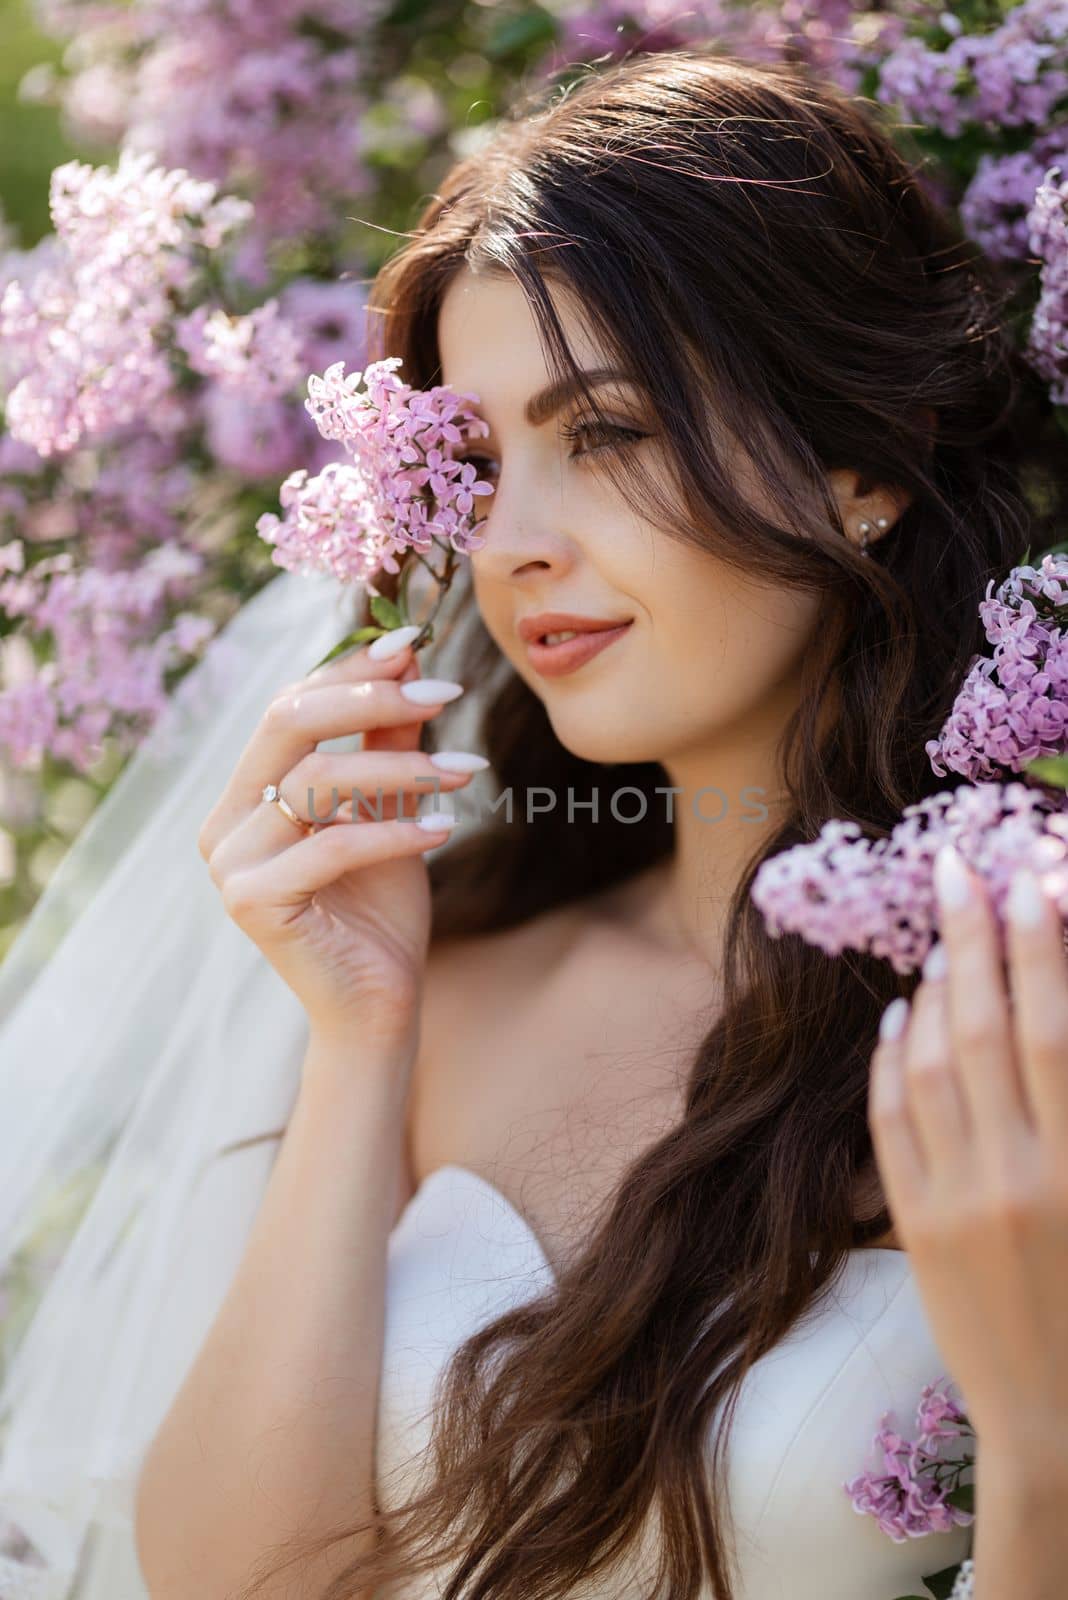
[524,367,637,427]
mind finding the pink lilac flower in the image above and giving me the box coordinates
[0,151,251,456]
[961,128,1068,261]
[175,300,303,396]
[750,780,1068,975]
[845,1379,975,1543]
[276,277,370,377]
[201,387,308,481]
[257,357,495,585]
[34,0,390,264]
[0,543,211,771]
[877,0,1068,137]
[926,553,1068,781]
[1026,166,1068,405]
[541,0,906,95]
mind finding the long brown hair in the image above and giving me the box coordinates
[240,48,1061,1600]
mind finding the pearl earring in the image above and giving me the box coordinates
[857,518,872,555]
[876,515,889,531]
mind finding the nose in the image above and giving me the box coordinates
[468,500,579,586]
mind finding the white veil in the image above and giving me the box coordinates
[0,566,362,1600]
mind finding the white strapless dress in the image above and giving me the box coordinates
[375,1163,972,1600]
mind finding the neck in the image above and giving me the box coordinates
[641,702,799,971]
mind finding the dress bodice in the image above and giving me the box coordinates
[374,1163,971,1599]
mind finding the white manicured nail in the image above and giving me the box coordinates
[1007,868,1045,929]
[415,810,458,831]
[922,941,948,981]
[368,625,422,659]
[933,844,971,912]
[879,997,909,1042]
[428,751,489,773]
[399,678,464,705]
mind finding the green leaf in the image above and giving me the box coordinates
[944,1483,974,1514]
[923,1561,969,1599]
[1023,754,1068,789]
[309,626,384,672]
[369,595,406,629]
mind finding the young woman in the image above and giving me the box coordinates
[134,49,1068,1600]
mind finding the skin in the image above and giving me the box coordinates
[439,264,907,962]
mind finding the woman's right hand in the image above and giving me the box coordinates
[197,632,481,1043]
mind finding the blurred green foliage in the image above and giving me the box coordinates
[0,0,79,245]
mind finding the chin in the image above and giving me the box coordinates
[545,708,662,769]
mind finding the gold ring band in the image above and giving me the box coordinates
[261,782,313,835]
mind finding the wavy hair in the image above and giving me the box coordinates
[239,46,1061,1600]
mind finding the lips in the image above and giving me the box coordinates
[521,617,634,678]
[517,612,634,644]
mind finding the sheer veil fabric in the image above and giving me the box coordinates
[0,568,369,1598]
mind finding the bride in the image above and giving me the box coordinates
[3,46,1068,1600]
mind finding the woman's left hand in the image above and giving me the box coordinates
[867,842,1068,1463]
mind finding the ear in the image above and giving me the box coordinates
[826,468,913,553]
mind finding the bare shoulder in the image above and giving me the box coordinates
[390,902,586,1231]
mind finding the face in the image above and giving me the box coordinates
[437,264,824,769]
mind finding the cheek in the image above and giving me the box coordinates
[645,552,823,686]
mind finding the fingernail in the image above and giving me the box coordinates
[922,941,948,981]
[428,751,489,773]
[415,810,459,831]
[933,844,972,912]
[1007,868,1045,929]
[399,678,464,705]
[368,625,422,660]
[879,997,910,1042]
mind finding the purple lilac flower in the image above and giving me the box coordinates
[1026,166,1068,404]
[961,128,1068,261]
[845,1379,975,1543]
[32,0,390,263]
[877,0,1068,137]
[0,151,251,456]
[927,553,1068,781]
[257,357,496,585]
[276,277,370,377]
[175,300,303,397]
[750,781,1068,975]
[0,543,212,771]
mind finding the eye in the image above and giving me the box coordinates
[455,420,647,481]
[559,419,649,460]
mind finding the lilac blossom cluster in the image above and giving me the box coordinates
[926,553,1068,781]
[0,151,251,458]
[0,151,368,771]
[751,780,1068,975]
[0,543,213,767]
[844,1380,975,1543]
[876,0,1068,138]
[1026,166,1068,405]
[21,0,405,279]
[543,0,908,97]
[256,358,495,586]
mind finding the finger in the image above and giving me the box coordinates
[933,843,1025,1149]
[209,754,474,875]
[201,669,462,852]
[362,654,430,819]
[869,996,927,1202]
[1005,866,1068,1134]
[280,749,475,826]
[221,814,458,926]
[304,625,422,686]
[901,948,972,1168]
